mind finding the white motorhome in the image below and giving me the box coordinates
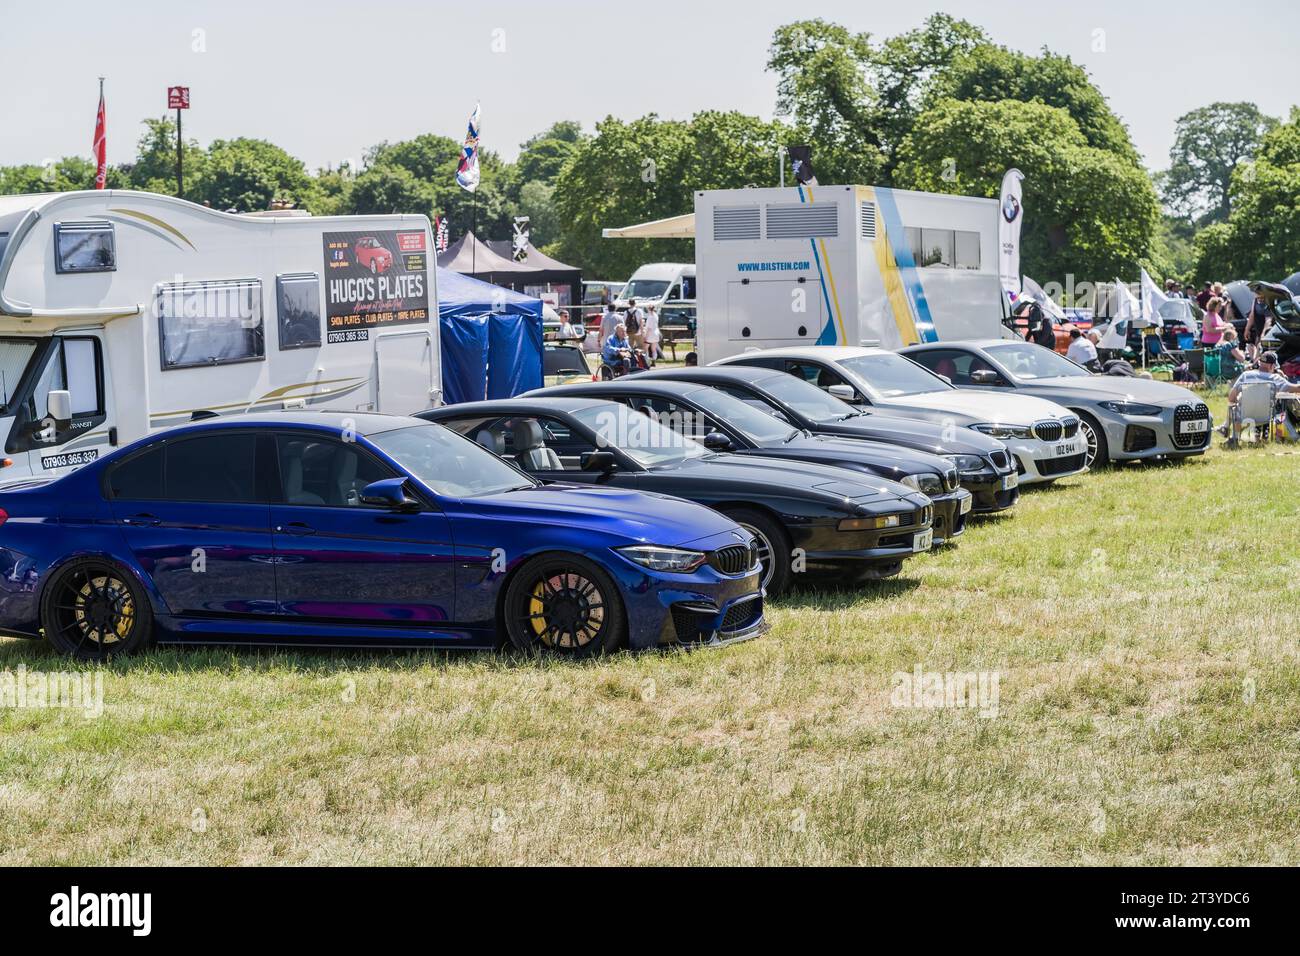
[0,190,440,486]
[693,184,1006,364]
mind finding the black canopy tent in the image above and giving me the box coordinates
[436,231,545,289]
[486,240,582,309]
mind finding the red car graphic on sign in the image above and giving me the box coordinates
[353,237,393,274]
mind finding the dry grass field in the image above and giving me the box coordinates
[3,390,1298,865]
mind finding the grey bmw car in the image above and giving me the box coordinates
[900,340,1212,467]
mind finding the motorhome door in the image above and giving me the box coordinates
[14,332,115,478]
[374,329,435,414]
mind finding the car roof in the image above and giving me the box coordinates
[426,397,618,417]
[543,380,716,401]
[157,411,425,437]
[636,366,782,385]
[717,346,887,362]
[901,340,1011,352]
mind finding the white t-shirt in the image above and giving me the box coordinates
[1067,337,1098,365]
[643,311,661,342]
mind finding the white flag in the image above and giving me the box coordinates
[998,168,1025,299]
[1140,268,1169,330]
[1021,276,1068,322]
[1099,278,1136,349]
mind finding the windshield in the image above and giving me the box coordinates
[839,352,952,398]
[0,338,40,411]
[571,402,709,468]
[985,343,1090,379]
[544,346,589,375]
[621,279,670,300]
[369,424,534,498]
[758,373,859,421]
[686,388,798,444]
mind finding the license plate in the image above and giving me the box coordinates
[1000,474,1018,490]
[1178,418,1208,435]
[959,495,972,514]
[1055,443,1073,456]
[912,529,933,553]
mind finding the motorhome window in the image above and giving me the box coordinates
[157,279,265,370]
[62,339,102,414]
[954,230,981,270]
[54,221,116,274]
[0,339,39,412]
[276,273,322,350]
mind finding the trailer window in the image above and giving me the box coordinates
[276,273,322,350]
[905,227,981,271]
[54,220,116,274]
[157,279,265,370]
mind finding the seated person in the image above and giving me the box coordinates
[1066,328,1101,371]
[1224,351,1300,447]
[602,322,634,374]
[1217,327,1247,369]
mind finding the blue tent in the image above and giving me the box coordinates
[436,267,543,404]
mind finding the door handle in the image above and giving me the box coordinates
[276,522,316,536]
[123,513,162,527]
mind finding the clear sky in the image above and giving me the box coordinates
[2,0,1295,174]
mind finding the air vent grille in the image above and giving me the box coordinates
[765,203,838,239]
[712,206,761,241]
[860,202,877,239]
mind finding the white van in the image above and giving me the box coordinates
[0,190,440,486]
[616,262,695,332]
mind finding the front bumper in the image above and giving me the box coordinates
[930,488,973,544]
[793,497,936,571]
[1005,433,1088,483]
[1099,402,1213,460]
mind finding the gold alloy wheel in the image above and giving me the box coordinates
[521,570,607,650]
[50,564,136,654]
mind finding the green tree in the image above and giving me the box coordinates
[516,120,585,188]
[195,138,317,212]
[894,98,1160,282]
[346,164,432,216]
[930,45,1140,164]
[0,157,106,193]
[122,116,208,200]
[766,19,884,184]
[1162,102,1277,224]
[1194,108,1300,279]
[551,111,789,277]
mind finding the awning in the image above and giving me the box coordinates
[602,213,696,240]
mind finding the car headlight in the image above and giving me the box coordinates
[970,423,1033,439]
[615,545,706,572]
[900,473,943,494]
[944,454,988,474]
[838,514,901,531]
[1098,401,1162,416]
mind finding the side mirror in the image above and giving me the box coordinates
[359,478,420,512]
[970,369,1001,385]
[702,431,733,451]
[580,449,618,472]
[827,384,857,401]
[47,390,72,427]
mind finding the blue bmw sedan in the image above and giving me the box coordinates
[0,413,765,658]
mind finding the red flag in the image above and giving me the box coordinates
[92,81,107,189]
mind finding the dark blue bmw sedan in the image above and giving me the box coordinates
[0,413,765,658]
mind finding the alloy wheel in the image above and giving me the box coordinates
[738,523,776,591]
[518,569,607,651]
[48,563,136,657]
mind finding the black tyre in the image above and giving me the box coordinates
[503,554,626,657]
[723,508,791,596]
[40,559,154,659]
[1077,412,1109,469]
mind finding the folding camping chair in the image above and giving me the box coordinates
[1237,381,1277,443]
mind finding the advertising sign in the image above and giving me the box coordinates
[322,229,430,343]
[998,168,1024,300]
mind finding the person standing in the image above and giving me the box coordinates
[624,300,644,353]
[1201,297,1228,346]
[598,302,619,348]
[1196,282,1213,310]
[1245,294,1271,360]
[642,304,662,362]
[557,310,578,342]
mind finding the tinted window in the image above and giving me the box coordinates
[54,221,116,274]
[108,447,165,499]
[277,273,322,350]
[164,434,258,502]
[277,436,394,507]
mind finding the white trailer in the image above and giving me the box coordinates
[0,190,440,486]
[693,184,1007,364]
